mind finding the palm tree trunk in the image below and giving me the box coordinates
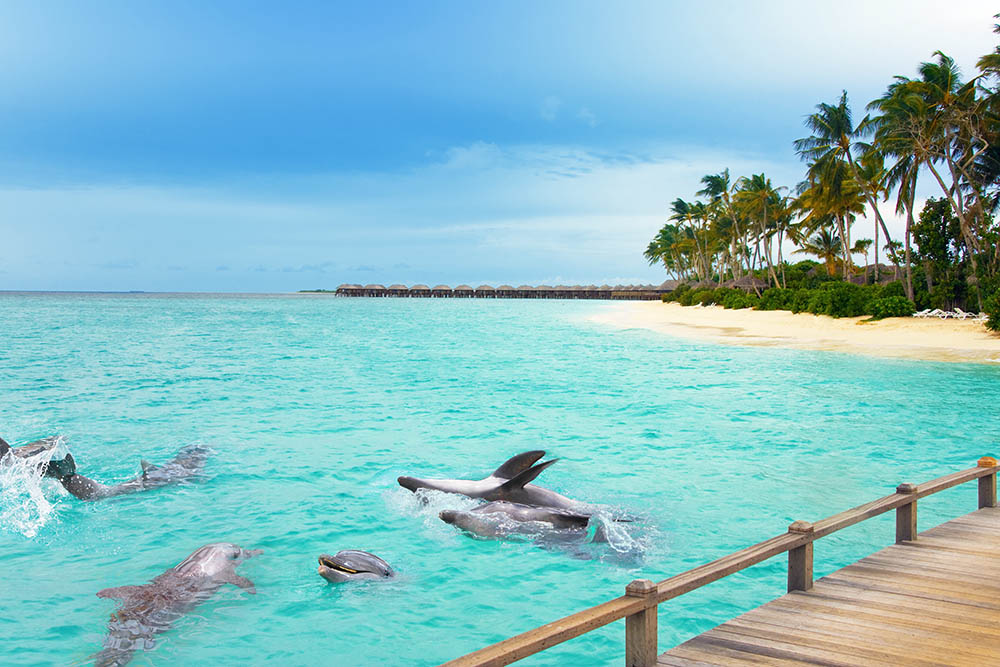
[903,195,915,301]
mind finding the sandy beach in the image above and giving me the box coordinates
[591,301,1000,364]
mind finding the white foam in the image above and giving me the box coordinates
[0,441,62,538]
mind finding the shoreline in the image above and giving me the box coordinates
[590,301,1000,364]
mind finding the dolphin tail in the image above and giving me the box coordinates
[0,436,10,457]
[498,458,558,491]
[491,450,546,479]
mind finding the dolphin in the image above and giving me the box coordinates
[92,542,261,667]
[0,434,74,479]
[52,444,210,501]
[439,501,595,539]
[317,550,395,583]
[397,450,582,511]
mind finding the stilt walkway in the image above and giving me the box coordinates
[441,457,1000,667]
[660,506,1000,665]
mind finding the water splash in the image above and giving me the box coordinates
[0,443,60,537]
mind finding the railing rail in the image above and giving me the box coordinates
[441,457,999,667]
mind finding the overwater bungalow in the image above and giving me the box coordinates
[431,284,452,297]
[495,284,516,298]
[387,284,408,296]
[363,283,386,297]
[454,284,474,298]
[516,285,534,298]
[475,285,495,298]
[409,284,431,297]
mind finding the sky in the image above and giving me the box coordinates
[0,1,996,292]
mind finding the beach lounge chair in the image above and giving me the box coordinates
[954,308,973,320]
[926,308,947,319]
[913,309,931,318]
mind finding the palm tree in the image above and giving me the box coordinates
[794,91,897,262]
[851,239,873,280]
[735,173,786,289]
[794,228,842,277]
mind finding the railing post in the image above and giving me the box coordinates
[624,579,657,667]
[787,521,814,592]
[896,483,918,543]
[978,457,997,509]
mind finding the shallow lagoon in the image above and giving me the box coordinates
[1,294,998,665]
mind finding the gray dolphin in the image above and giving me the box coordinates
[439,501,595,539]
[0,434,74,479]
[397,450,581,511]
[53,444,210,500]
[92,542,261,667]
[317,550,395,583]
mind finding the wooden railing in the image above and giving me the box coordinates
[441,456,999,667]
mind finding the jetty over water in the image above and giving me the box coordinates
[329,283,677,299]
[441,457,1000,667]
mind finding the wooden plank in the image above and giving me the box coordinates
[666,639,803,665]
[808,579,1000,626]
[696,628,883,666]
[440,595,643,667]
[768,594,1000,640]
[719,616,959,666]
[738,602,1000,662]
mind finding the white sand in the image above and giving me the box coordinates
[590,301,1000,364]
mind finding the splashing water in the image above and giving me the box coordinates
[0,444,60,537]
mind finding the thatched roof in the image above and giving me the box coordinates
[431,284,451,291]
[725,276,769,289]
[554,285,570,290]
[516,285,533,290]
[536,285,554,290]
[409,284,430,290]
[600,284,612,290]
[659,280,681,290]
[454,284,473,291]
[496,285,515,290]
[388,284,407,290]
[364,284,385,290]
[336,284,360,290]
[585,285,598,290]
[475,284,495,290]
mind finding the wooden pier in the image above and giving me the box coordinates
[441,457,1000,667]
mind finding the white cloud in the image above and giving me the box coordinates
[539,95,561,121]
[577,107,598,127]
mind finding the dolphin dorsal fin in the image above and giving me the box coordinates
[499,458,558,491]
[96,585,144,601]
[140,460,154,472]
[491,451,546,480]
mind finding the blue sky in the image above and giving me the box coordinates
[0,1,996,291]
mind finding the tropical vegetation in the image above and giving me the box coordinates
[645,17,1000,330]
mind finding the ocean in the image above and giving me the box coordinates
[1,293,998,665]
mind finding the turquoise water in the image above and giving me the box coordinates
[1,293,998,666]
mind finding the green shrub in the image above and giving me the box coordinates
[869,296,916,320]
[879,281,905,299]
[985,293,1000,332]
[758,288,795,311]
[660,292,671,303]
[696,289,716,306]
[678,289,697,306]
[790,288,813,313]
[722,291,760,309]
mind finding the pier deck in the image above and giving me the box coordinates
[659,506,1000,666]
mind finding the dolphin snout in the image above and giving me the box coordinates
[397,476,420,492]
[241,549,263,559]
[439,510,459,524]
